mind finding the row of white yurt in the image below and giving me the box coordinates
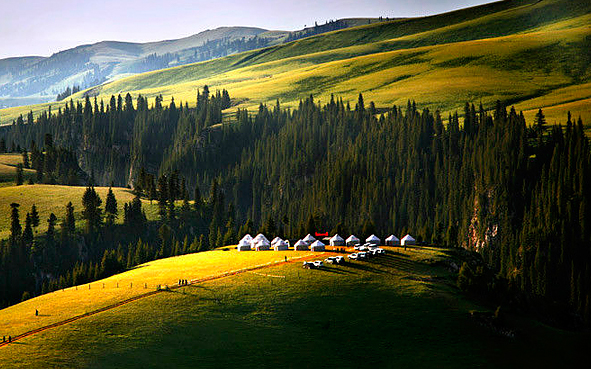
[238,232,417,251]
[342,233,416,246]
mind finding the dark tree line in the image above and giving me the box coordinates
[0,89,590,324]
[0,175,235,307]
[56,85,80,101]
[0,86,231,186]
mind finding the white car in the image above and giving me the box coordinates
[325,256,337,264]
[349,253,358,260]
[359,246,368,251]
[303,261,314,269]
[335,256,345,264]
[358,251,368,259]
[376,248,385,254]
[313,260,324,267]
[354,245,361,250]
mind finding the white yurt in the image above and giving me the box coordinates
[346,235,360,246]
[237,239,251,251]
[311,240,325,252]
[254,233,269,243]
[271,236,283,246]
[240,234,253,243]
[401,234,416,246]
[294,240,309,251]
[303,234,316,245]
[366,234,381,245]
[273,239,289,251]
[251,233,269,248]
[385,235,400,246]
[329,234,345,246]
[255,239,271,251]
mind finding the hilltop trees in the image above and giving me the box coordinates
[82,187,102,233]
[105,187,118,225]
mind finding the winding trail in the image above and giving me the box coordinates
[0,252,327,348]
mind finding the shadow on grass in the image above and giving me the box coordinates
[389,251,410,257]
[342,262,388,274]
[315,267,356,275]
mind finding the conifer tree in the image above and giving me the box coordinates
[15,164,24,185]
[105,187,118,225]
[82,187,102,233]
[10,203,21,243]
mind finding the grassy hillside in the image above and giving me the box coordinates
[0,184,160,239]
[0,246,588,368]
[0,153,35,186]
[1,0,589,127]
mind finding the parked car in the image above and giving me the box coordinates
[370,249,379,256]
[325,256,337,264]
[349,253,359,260]
[335,256,345,264]
[358,251,367,259]
[354,245,361,250]
[303,261,314,269]
[376,248,385,254]
[359,246,368,251]
[313,260,324,267]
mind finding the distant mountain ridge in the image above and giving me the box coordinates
[0,19,380,108]
[0,27,268,106]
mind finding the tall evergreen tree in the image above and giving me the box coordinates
[105,187,118,225]
[81,187,102,233]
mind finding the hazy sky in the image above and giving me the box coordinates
[0,0,491,59]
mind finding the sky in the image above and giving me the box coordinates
[0,0,492,59]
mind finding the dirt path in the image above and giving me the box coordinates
[0,252,327,348]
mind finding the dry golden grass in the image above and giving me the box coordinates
[0,184,159,239]
[0,247,326,337]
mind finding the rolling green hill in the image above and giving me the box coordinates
[1,0,589,126]
[0,184,162,239]
[0,246,588,368]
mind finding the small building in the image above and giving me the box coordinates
[237,239,251,251]
[255,239,271,251]
[271,237,283,246]
[385,235,400,246]
[346,235,360,246]
[329,234,345,246]
[294,240,309,251]
[273,240,289,251]
[401,234,416,246]
[240,234,253,243]
[311,240,325,252]
[366,234,381,245]
[254,233,269,243]
[303,234,316,245]
[251,233,269,248]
